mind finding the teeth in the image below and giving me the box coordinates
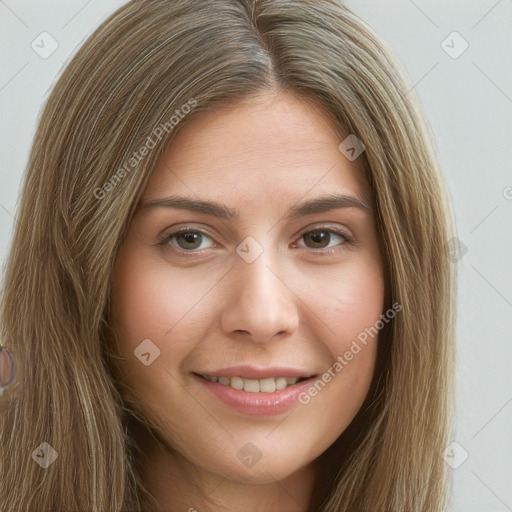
[231,376,244,390]
[276,377,287,390]
[243,379,259,393]
[202,374,302,393]
[259,377,275,393]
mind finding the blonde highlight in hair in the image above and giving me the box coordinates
[0,1,456,510]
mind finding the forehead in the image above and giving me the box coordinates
[143,91,370,206]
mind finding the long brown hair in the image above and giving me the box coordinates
[0,1,457,510]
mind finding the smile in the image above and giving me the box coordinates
[192,370,319,416]
[196,374,310,393]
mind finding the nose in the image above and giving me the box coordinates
[219,247,299,344]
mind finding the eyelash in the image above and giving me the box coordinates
[156,225,353,257]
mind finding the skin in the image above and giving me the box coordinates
[110,89,385,511]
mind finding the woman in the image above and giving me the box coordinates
[0,0,457,510]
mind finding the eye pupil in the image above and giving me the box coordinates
[166,228,344,253]
[177,232,202,249]
[304,230,330,248]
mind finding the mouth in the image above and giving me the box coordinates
[193,373,315,393]
[192,370,319,416]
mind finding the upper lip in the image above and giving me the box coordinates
[193,365,317,379]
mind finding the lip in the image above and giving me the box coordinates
[194,365,316,379]
[192,372,317,416]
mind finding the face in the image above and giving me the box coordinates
[110,90,385,485]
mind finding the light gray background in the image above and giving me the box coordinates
[0,1,511,510]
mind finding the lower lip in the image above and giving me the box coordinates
[194,374,317,416]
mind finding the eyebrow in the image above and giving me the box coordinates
[141,193,371,220]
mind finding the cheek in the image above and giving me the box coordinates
[111,250,218,353]
[301,255,385,352]
[297,256,385,403]
[333,269,384,345]
[300,262,384,416]
[109,249,218,411]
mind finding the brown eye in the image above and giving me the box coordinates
[175,231,203,250]
[159,229,215,252]
[300,228,350,250]
[303,230,331,248]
